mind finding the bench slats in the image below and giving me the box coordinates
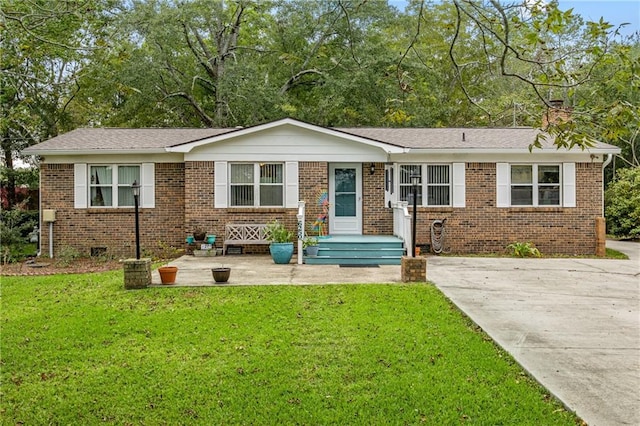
[223,224,269,255]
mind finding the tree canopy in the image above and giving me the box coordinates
[2,0,638,206]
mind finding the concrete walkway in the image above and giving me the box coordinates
[153,241,639,425]
[428,240,640,426]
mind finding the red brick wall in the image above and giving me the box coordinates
[39,160,602,258]
[40,163,185,259]
[184,161,330,254]
[363,163,393,235]
[412,162,602,255]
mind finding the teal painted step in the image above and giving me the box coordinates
[305,235,405,265]
[316,248,404,257]
[305,256,402,265]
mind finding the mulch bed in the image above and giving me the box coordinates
[0,258,125,276]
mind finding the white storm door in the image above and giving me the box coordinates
[329,163,362,234]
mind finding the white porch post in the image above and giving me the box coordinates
[297,201,305,265]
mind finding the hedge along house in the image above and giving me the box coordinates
[23,117,620,261]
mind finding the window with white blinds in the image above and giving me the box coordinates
[230,163,284,207]
[399,164,451,206]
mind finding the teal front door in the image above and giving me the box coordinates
[329,163,362,234]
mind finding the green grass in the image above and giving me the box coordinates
[1,271,580,425]
[605,247,629,259]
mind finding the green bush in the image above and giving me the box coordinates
[605,167,640,238]
[0,204,38,263]
[507,241,541,257]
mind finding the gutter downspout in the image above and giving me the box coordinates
[37,164,42,257]
[602,153,614,216]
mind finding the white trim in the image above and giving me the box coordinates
[452,163,466,208]
[285,162,299,208]
[141,163,155,208]
[496,163,510,207]
[74,163,87,209]
[167,118,405,154]
[563,163,576,208]
[329,163,362,234]
[214,161,228,208]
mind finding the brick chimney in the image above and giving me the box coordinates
[542,99,573,128]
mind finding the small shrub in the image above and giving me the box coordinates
[507,242,541,258]
[56,246,81,267]
[0,203,38,263]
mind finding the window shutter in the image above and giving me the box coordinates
[452,163,466,207]
[384,163,396,208]
[563,162,576,207]
[214,161,228,208]
[74,163,87,208]
[285,161,299,208]
[141,163,155,208]
[496,163,510,207]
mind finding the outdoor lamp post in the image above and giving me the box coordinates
[131,180,141,260]
[410,173,420,257]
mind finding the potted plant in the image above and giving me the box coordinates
[193,228,206,241]
[158,265,178,284]
[265,220,294,264]
[303,235,319,256]
[212,265,230,283]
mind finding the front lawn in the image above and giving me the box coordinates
[1,272,580,424]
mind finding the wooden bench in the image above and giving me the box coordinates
[223,224,269,255]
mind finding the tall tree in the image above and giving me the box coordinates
[1,0,116,207]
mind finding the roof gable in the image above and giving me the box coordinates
[166,118,404,153]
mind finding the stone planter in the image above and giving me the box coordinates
[193,249,216,257]
[158,266,178,284]
[212,267,230,283]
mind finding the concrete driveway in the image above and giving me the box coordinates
[428,240,640,426]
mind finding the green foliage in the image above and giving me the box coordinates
[55,246,81,267]
[302,234,318,248]
[605,167,640,238]
[0,166,39,189]
[0,204,38,263]
[265,220,294,243]
[507,242,542,258]
[1,275,579,424]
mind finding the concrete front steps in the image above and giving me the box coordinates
[304,235,405,266]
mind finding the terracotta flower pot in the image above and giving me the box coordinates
[212,267,230,283]
[158,266,178,284]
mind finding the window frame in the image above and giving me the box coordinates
[398,164,452,207]
[229,162,285,208]
[509,163,561,207]
[88,164,141,208]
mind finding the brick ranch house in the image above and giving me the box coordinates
[23,117,620,259]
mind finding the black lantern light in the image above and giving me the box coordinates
[131,180,141,260]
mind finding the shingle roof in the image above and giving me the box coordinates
[334,127,558,149]
[23,121,618,154]
[23,128,234,152]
